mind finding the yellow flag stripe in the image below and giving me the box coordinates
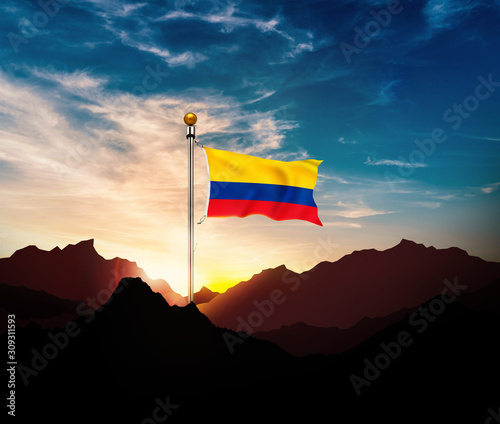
[204,147,322,190]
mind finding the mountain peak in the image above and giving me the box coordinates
[63,239,95,251]
[388,239,429,253]
[59,239,102,259]
[10,244,42,258]
[394,239,469,256]
[399,238,415,244]
[116,275,161,298]
[258,264,288,277]
[100,277,223,340]
[183,285,220,305]
[199,286,215,295]
[397,239,423,248]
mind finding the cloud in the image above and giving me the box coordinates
[317,173,351,185]
[412,201,442,209]
[451,133,500,142]
[87,1,314,71]
[364,157,428,168]
[323,222,362,229]
[30,67,107,95]
[244,113,300,153]
[79,1,210,69]
[288,42,314,58]
[157,3,315,61]
[338,137,357,145]
[370,80,400,105]
[158,5,282,36]
[246,90,277,104]
[423,0,482,30]
[83,0,148,18]
[481,182,500,194]
[326,201,395,219]
[113,30,209,68]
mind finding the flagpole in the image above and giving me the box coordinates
[184,113,197,304]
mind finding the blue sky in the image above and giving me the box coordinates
[1,0,499,294]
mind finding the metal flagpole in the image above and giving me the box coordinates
[184,112,197,304]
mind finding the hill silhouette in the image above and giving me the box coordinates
[10,277,500,423]
[0,283,84,331]
[199,239,500,333]
[14,277,290,423]
[252,307,414,356]
[253,277,500,356]
[0,239,186,307]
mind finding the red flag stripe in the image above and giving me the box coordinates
[207,199,323,226]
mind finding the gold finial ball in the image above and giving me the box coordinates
[184,112,197,126]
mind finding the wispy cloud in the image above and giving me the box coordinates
[157,3,315,61]
[158,5,283,36]
[326,201,396,219]
[317,173,352,185]
[246,90,276,104]
[423,0,483,30]
[84,0,147,18]
[451,133,500,142]
[370,80,400,106]
[30,67,107,95]
[323,222,362,229]
[412,201,442,209]
[364,157,428,168]
[481,182,500,194]
[114,30,209,68]
[287,41,314,58]
[338,137,357,145]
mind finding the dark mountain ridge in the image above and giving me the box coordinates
[0,283,82,319]
[10,276,500,423]
[13,277,290,422]
[0,283,85,331]
[0,239,186,307]
[200,239,500,332]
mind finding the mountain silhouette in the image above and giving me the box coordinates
[183,286,220,305]
[199,239,500,336]
[10,277,500,423]
[14,277,290,423]
[253,277,500,357]
[253,307,414,357]
[0,283,84,331]
[0,239,186,307]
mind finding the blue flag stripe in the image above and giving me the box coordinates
[210,181,318,208]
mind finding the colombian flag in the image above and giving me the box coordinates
[204,147,323,226]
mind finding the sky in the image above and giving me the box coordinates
[1,0,499,295]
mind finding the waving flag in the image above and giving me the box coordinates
[204,147,323,226]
